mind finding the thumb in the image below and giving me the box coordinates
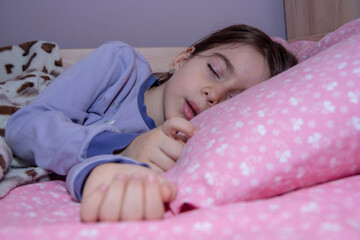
[157,174,177,202]
[161,117,197,140]
[160,181,177,202]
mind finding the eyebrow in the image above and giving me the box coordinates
[212,52,235,74]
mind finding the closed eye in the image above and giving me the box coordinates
[207,64,219,79]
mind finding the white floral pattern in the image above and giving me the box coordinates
[164,19,360,214]
[0,19,360,240]
[0,176,359,240]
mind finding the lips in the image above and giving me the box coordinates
[183,100,199,121]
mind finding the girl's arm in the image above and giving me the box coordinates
[5,41,153,200]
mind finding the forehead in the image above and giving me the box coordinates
[202,44,264,62]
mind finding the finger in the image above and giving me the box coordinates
[150,147,177,171]
[161,118,197,139]
[80,184,108,222]
[160,182,177,202]
[156,175,177,202]
[159,137,184,162]
[120,174,144,221]
[98,174,127,222]
[147,162,165,174]
[174,132,188,143]
[144,174,165,220]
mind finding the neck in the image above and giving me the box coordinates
[144,83,165,126]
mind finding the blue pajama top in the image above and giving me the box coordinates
[5,41,157,201]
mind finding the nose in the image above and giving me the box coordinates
[203,86,225,107]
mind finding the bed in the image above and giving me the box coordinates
[0,18,360,240]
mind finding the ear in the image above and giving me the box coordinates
[170,47,195,71]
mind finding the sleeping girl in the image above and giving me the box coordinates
[5,24,297,222]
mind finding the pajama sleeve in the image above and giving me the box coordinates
[5,41,153,200]
[87,131,139,157]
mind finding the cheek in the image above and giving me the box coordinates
[162,83,180,118]
[167,75,191,95]
[251,65,271,87]
[261,63,271,81]
[164,77,180,95]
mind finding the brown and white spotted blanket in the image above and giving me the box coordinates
[0,40,64,198]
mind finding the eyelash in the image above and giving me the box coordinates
[207,64,219,79]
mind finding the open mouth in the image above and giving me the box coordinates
[183,100,198,121]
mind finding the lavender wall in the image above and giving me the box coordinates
[0,0,286,48]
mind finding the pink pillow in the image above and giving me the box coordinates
[163,25,360,214]
[285,18,360,62]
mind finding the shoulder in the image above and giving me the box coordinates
[98,41,133,51]
[97,41,142,60]
[97,41,151,70]
[95,41,136,60]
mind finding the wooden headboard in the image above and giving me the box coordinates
[284,0,360,41]
[60,47,186,72]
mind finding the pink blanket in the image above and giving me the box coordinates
[1,175,359,240]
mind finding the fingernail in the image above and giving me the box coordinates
[146,174,155,183]
[116,174,125,180]
[99,184,108,191]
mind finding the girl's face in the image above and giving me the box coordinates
[160,44,270,123]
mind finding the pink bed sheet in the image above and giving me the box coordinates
[1,175,359,240]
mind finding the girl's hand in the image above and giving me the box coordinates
[119,117,197,173]
[81,163,176,222]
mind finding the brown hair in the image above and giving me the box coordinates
[154,24,298,83]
